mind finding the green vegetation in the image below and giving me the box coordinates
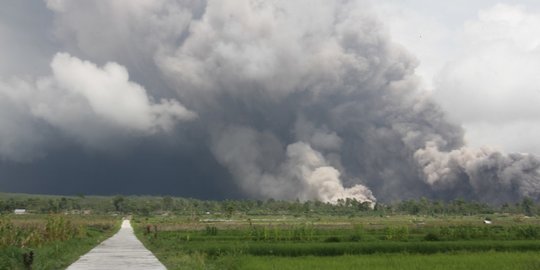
[236,252,540,270]
[2,192,540,269]
[133,214,540,269]
[2,192,540,217]
[0,214,119,270]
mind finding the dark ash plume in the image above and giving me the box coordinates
[0,0,538,203]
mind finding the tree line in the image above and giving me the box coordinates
[0,193,538,217]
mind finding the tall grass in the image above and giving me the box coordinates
[0,214,119,270]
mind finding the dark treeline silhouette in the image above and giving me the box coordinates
[0,193,538,217]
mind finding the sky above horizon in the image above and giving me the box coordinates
[373,0,540,154]
[1,0,540,202]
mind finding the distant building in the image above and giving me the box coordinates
[14,209,26,215]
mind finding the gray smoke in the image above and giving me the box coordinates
[0,0,539,203]
[211,126,375,202]
[415,142,540,203]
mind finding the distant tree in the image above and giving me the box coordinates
[451,198,466,214]
[358,201,371,211]
[222,200,236,218]
[59,197,68,210]
[521,197,534,216]
[373,202,383,212]
[303,201,311,213]
[501,203,510,213]
[46,199,59,213]
[162,196,173,211]
[419,197,430,214]
[3,198,16,212]
[113,195,125,212]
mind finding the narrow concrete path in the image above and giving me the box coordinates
[67,220,166,270]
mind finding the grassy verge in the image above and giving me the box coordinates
[0,215,120,270]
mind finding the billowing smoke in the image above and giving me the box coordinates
[212,126,375,203]
[0,0,539,203]
[415,142,540,203]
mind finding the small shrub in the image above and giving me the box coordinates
[144,225,152,236]
[205,226,218,236]
[45,216,76,242]
[153,225,158,239]
[324,236,341,243]
[516,226,539,240]
[384,226,409,241]
[350,224,365,242]
[349,235,362,242]
[22,250,33,270]
[424,232,440,241]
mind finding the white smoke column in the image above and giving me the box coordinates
[211,126,375,203]
[285,142,375,203]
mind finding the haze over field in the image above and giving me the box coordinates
[1,0,540,203]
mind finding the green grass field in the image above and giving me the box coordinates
[133,214,540,270]
[236,252,540,270]
[2,192,540,269]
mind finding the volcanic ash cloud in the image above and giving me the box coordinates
[1,0,539,203]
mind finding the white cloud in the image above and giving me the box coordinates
[434,4,540,154]
[372,2,456,91]
[0,79,49,162]
[0,53,196,158]
[463,121,540,155]
[374,1,540,155]
[43,53,196,132]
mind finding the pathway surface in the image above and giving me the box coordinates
[67,219,166,270]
